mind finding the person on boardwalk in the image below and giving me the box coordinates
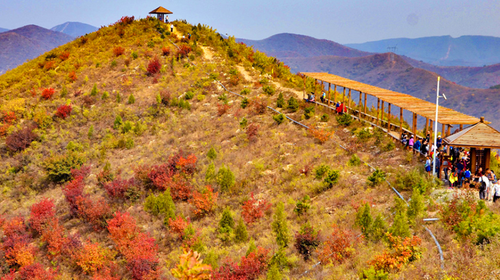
[414,138,421,154]
[408,135,414,151]
[320,92,326,103]
[425,156,431,175]
[170,24,174,33]
[493,181,500,202]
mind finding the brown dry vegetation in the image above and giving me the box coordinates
[0,17,499,280]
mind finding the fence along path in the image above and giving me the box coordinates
[166,36,444,274]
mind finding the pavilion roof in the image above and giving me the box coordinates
[443,121,500,149]
[301,72,487,126]
[149,6,173,14]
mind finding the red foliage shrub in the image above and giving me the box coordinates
[59,51,70,61]
[369,234,422,273]
[113,46,125,57]
[18,262,58,280]
[3,216,27,238]
[0,123,11,137]
[40,218,67,259]
[3,112,16,124]
[148,164,174,191]
[2,217,36,268]
[103,177,134,199]
[176,154,197,175]
[41,88,55,100]
[190,186,218,217]
[72,165,91,179]
[44,61,56,70]
[107,211,138,248]
[246,123,260,142]
[212,246,270,279]
[75,242,115,275]
[170,175,193,201]
[68,71,77,82]
[76,196,111,230]
[241,193,271,225]
[119,16,135,25]
[252,98,267,115]
[217,103,230,116]
[308,128,334,144]
[177,45,192,59]
[317,224,361,264]
[107,212,159,280]
[92,270,120,280]
[162,47,170,56]
[147,56,161,75]
[29,198,55,233]
[295,224,321,260]
[167,215,190,239]
[63,176,85,215]
[55,104,72,119]
[5,126,38,152]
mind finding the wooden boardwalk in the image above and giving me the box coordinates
[301,72,487,140]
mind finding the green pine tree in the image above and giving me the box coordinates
[277,92,285,108]
[234,218,249,243]
[128,93,135,104]
[205,162,216,184]
[371,214,388,242]
[88,125,94,139]
[207,147,217,160]
[389,199,410,238]
[116,91,122,102]
[407,190,425,225]
[216,165,235,192]
[218,207,235,233]
[246,239,256,256]
[272,202,290,248]
[90,83,98,96]
[266,262,282,280]
[355,203,373,238]
[113,115,123,129]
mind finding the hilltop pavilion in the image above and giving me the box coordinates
[149,6,173,23]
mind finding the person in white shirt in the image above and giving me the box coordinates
[494,182,500,203]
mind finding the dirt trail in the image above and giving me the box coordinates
[235,65,304,99]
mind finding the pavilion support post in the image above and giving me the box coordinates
[425,118,429,135]
[328,83,331,106]
[400,107,403,136]
[381,101,385,128]
[348,89,352,111]
[334,85,337,102]
[412,113,417,136]
[442,123,445,137]
[470,148,477,173]
[364,92,367,116]
[342,87,346,105]
[485,148,491,170]
[376,99,380,126]
[460,124,463,131]
[387,104,392,133]
[429,120,433,138]
[447,125,451,137]
[359,92,363,120]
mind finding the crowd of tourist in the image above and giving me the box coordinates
[400,131,500,202]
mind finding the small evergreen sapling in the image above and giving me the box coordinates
[389,199,410,238]
[90,84,98,96]
[272,202,290,248]
[205,162,216,184]
[276,92,285,108]
[128,93,135,104]
[234,219,249,243]
[207,147,217,160]
[355,203,373,239]
[216,165,235,192]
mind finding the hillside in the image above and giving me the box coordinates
[0,25,74,74]
[346,35,500,67]
[401,56,500,89]
[237,33,371,59]
[282,53,500,129]
[51,21,98,38]
[1,17,500,280]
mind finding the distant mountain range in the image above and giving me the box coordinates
[0,25,74,74]
[346,35,500,67]
[238,33,370,58]
[239,33,500,89]
[0,22,97,74]
[51,22,97,38]
[0,28,8,33]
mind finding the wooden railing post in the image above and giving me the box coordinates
[364,92,367,116]
[388,104,392,133]
[400,107,403,137]
[376,98,380,126]
[334,85,337,102]
[328,83,331,106]
[359,92,363,120]
[348,88,352,111]
[381,101,385,128]
[412,113,417,136]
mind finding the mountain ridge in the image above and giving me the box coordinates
[51,21,98,38]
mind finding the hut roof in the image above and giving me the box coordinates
[149,6,173,14]
[443,121,500,149]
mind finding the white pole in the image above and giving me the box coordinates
[432,76,441,176]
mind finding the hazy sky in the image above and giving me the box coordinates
[1,0,499,43]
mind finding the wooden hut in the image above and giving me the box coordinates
[443,117,500,172]
[149,6,173,22]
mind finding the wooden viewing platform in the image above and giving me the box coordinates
[301,72,488,138]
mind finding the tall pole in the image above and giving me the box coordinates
[432,77,441,176]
